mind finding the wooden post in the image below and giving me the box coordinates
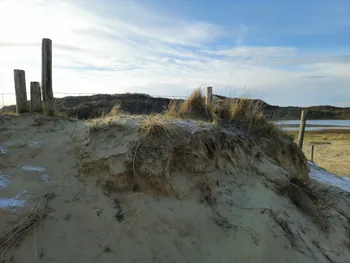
[297,110,307,149]
[42,38,54,115]
[311,144,314,162]
[206,86,213,106]
[14,69,29,114]
[30,82,42,113]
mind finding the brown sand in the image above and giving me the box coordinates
[0,114,349,263]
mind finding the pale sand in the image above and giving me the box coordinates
[0,114,349,263]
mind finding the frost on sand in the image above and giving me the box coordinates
[0,174,11,189]
[0,146,9,155]
[309,161,350,193]
[0,191,27,210]
[22,165,46,173]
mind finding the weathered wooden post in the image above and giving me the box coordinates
[42,38,54,115]
[297,110,307,149]
[14,69,29,114]
[205,86,213,106]
[30,82,42,113]
[311,144,314,162]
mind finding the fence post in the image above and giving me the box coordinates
[311,144,314,162]
[42,38,54,115]
[14,69,29,114]
[297,110,307,149]
[206,86,213,106]
[30,82,42,113]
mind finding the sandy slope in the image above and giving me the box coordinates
[0,114,349,263]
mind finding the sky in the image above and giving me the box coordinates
[0,0,349,107]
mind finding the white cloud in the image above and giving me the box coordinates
[205,46,298,58]
[0,0,349,108]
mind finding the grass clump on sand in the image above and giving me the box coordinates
[87,103,123,134]
[168,88,214,122]
[214,97,293,139]
[140,114,172,138]
[167,91,293,142]
[162,89,307,180]
[107,103,121,116]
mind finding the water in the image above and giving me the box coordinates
[275,119,350,131]
[276,120,350,127]
[283,126,350,131]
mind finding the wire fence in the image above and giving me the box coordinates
[0,92,189,118]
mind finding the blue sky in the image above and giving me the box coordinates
[0,0,349,107]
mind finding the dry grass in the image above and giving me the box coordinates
[108,103,121,116]
[88,119,101,134]
[173,88,214,121]
[126,114,221,196]
[214,97,293,141]
[0,194,54,257]
[140,114,172,138]
[0,111,17,116]
[167,90,292,141]
[282,177,332,232]
[214,98,264,123]
[167,100,181,118]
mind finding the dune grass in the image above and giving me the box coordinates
[107,103,121,116]
[87,88,294,144]
[170,88,215,122]
[165,89,293,142]
[140,114,173,137]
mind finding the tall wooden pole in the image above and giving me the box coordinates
[298,110,307,149]
[14,69,29,114]
[42,38,54,115]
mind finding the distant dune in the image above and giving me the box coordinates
[1,93,350,120]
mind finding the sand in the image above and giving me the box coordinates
[301,132,350,176]
[0,114,350,263]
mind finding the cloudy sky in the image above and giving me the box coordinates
[0,0,349,107]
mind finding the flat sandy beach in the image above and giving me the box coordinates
[293,130,350,177]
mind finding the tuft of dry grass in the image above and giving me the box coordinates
[165,89,292,141]
[88,119,100,134]
[167,100,181,118]
[176,88,214,121]
[108,103,121,116]
[0,194,54,257]
[140,115,172,138]
[214,97,293,141]
[215,98,264,125]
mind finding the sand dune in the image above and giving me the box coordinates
[0,114,349,263]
